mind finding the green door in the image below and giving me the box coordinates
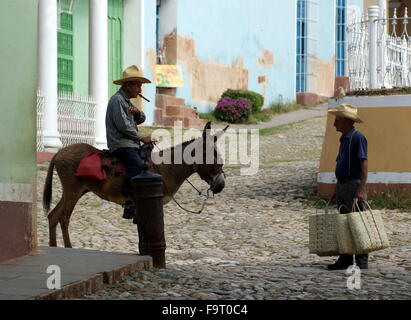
[58,12,74,93]
[108,0,123,97]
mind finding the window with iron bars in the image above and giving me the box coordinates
[58,12,74,93]
[108,0,123,97]
[336,0,347,76]
[297,0,308,93]
[296,0,318,93]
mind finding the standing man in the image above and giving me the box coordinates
[106,65,156,219]
[328,104,369,270]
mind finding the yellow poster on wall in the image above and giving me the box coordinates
[155,65,184,88]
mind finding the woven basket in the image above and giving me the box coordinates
[347,201,390,254]
[336,215,357,254]
[309,203,340,257]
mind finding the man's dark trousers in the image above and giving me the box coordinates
[112,147,142,199]
[335,180,369,268]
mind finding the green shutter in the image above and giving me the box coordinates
[108,0,123,97]
[58,12,74,93]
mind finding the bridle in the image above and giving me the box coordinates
[150,142,224,215]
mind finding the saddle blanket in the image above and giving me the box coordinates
[76,151,124,181]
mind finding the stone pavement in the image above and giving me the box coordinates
[35,117,410,300]
[0,246,151,300]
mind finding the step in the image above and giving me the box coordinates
[164,106,198,118]
[185,118,209,129]
[156,94,185,109]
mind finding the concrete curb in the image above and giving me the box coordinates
[0,247,152,300]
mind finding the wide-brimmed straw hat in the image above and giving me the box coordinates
[328,104,363,123]
[113,65,152,85]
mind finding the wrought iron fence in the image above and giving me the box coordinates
[37,90,97,151]
[37,90,45,152]
[347,6,411,90]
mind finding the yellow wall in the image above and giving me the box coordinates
[320,107,411,173]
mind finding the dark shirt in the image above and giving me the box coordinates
[105,89,146,151]
[335,128,368,180]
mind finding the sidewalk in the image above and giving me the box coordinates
[0,246,151,300]
[214,104,328,130]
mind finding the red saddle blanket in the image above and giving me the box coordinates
[76,152,118,181]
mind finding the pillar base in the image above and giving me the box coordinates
[95,138,108,150]
[43,131,62,152]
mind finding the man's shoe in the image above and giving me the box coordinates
[355,254,369,270]
[123,207,136,219]
[327,262,352,270]
[327,255,354,270]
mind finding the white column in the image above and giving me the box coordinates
[38,0,62,152]
[89,0,108,149]
[368,6,380,89]
[378,0,387,19]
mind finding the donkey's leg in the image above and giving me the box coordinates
[47,200,64,247]
[59,190,85,248]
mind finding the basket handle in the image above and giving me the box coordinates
[338,204,350,213]
[315,199,331,215]
[352,198,383,248]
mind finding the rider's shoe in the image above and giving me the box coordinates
[122,200,136,219]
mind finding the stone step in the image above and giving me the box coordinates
[164,106,198,118]
[156,94,185,109]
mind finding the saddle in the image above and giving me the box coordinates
[75,151,125,181]
[75,143,154,181]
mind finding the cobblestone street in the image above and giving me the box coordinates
[36,117,411,300]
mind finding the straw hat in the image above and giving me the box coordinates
[328,104,363,123]
[113,65,152,85]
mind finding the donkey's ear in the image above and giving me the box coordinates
[202,121,212,139]
[213,125,230,142]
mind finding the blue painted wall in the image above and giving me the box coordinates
[173,0,297,112]
[143,0,157,125]
[317,0,336,62]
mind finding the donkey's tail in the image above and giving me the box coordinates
[43,154,57,215]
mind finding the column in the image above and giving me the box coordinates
[368,6,380,89]
[89,0,108,149]
[378,0,387,19]
[38,0,62,152]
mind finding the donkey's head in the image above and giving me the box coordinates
[191,122,229,194]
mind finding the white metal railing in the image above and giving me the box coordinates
[37,90,97,151]
[347,6,411,90]
[37,90,45,152]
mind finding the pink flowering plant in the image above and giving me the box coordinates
[214,97,252,123]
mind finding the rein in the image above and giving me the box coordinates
[151,142,213,215]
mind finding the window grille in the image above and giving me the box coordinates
[58,12,74,93]
[336,0,347,76]
[108,0,123,97]
[296,0,318,93]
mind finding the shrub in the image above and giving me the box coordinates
[222,89,264,113]
[214,97,252,123]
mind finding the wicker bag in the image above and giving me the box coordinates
[335,206,357,255]
[346,201,390,254]
[309,202,340,257]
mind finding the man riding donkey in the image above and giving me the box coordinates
[105,65,157,220]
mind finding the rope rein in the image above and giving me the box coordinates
[151,142,213,215]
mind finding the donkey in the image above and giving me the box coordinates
[43,122,228,248]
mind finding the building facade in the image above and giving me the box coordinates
[156,0,364,114]
[37,0,366,148]
[0,0,38,263]
[38,0,157,152]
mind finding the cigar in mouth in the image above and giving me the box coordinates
[138,94,150,103]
